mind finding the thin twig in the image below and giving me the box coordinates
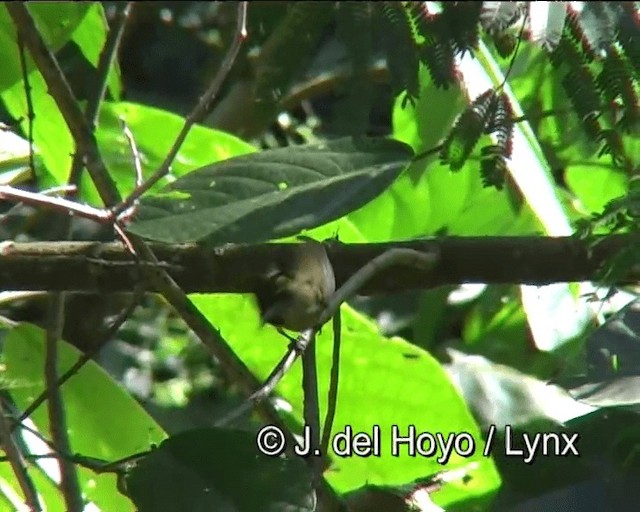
[319,248,440,327]
[0,398,41,511]
[498,10,528,90]
[111,1,248,217]
[121,119,144,187]
[16,288,144,426]
[12,418,58,453]
[10,417,127,475]
[67,2,133,190]
[214,331,314,427]
[301,331,322,485]
[321,311,341,457]
[16,34,35,176]
[85,2,132,128]
[217,248,441,430]
[0,185,111,222]
[413,143,444,164]
[45,295,83,512]
[0,185,77,224]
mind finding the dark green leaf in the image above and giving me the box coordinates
[127,137,413,244]
[124,428,315,512]
[555,299,640,407]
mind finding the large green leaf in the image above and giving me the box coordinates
[190,294,501,508]
[0,3,112,189]
[1,69,73,189]
[0,3,92,91]
[69,3,121,101]
[124,428,314,512]
[127,137,413,245]
[92,101,255,205]
[2,323,167,511]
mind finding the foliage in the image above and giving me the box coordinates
[0,2,639,512]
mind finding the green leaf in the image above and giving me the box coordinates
[0,3,92,91]
[3,323,167,511]
[555,299,640,407]
[1,69,74,189]
[0,458,66,512]
[0,4,111,189]
[190,294,501,508]
[565,162,628,215]
[92,101,255,205]
[70,3,121,101]
[124,428,314,512]
[127,137,413,245]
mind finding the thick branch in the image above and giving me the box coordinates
[0,236,636,293]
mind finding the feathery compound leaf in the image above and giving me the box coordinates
[480,145,507,190]
[552,36,604,142]
[441,89,498,171]
[597,129,627,168]
[127,137,413,245]
[566,3,620,60]
[617,4,640,78]
[480,1,525,34]
[528,2,566,52]
[480,93,514,190]
[597,46,640,134]
[408,3,457,89]
[441,1,482,56]
[378,2,420,105]
[484,92,514,150]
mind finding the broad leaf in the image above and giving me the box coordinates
[127,137,413,244]
[124,428,314,512]
[190,294,501,508]
[93,101,255,205]
[3,323,167,511]
[555,299,640,407]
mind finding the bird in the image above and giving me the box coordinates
[254,239,335,333]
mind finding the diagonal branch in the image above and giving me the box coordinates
[6,4,121,206]
[68,2,133,189]
[111,2,248,217]
[0,398,41,511]
[45,294,83,512]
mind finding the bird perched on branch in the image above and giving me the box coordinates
[254,239,335,333]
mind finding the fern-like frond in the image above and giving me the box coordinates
[407,3,456,89]
[480,93,514,189]
[597,129,627,168]
[377,2,420,104]
[617,3,640,78]
[480,145,508,189]
[441,89,498,171]
[597,46,640,133]
[565,3,619,60]
[441,2,482,56]
[552,37,604,141]
[480,2,525,34]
